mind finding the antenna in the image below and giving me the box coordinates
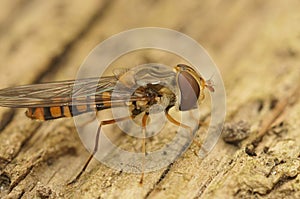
[205,73,215,92]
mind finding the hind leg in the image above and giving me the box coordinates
[68,115,133,185]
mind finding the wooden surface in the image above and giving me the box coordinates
[0,1,300,198]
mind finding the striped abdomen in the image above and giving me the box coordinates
[25,92,114,120]
[25,104,110,120]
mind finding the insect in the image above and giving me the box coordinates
[0,64,214,184]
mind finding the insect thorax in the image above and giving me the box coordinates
[130,84,176,116]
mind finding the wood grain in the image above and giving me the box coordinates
[0,0,299,198]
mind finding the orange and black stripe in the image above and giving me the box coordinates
[26,106,72,120]
[25,103,113,120]
[25,94,113,120]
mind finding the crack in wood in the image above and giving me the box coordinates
[193,177,214,199]
[0,172,11,192]
[0,109,15,131]
[245,84,300,154]
[0,123,41,174]
[265,158,286,178]
[17,189,25,199]
[9,159,37,193]
[144,163,173,199]
[4,122,77,194]
[264,175,298,196]
[194,159,235,198]
[0,156,9,166]
[7,142,76,194]
[7,124,41,163]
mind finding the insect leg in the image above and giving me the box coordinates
[68,115,134,185]
[165,109,202,148]
[139,112,149,184]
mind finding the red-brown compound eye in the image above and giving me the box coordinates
[177,70,200,111]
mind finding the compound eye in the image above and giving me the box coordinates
[177,71,200,111]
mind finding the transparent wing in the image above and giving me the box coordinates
[0,76,148,108]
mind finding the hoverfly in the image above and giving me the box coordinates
[0,64,214,184]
